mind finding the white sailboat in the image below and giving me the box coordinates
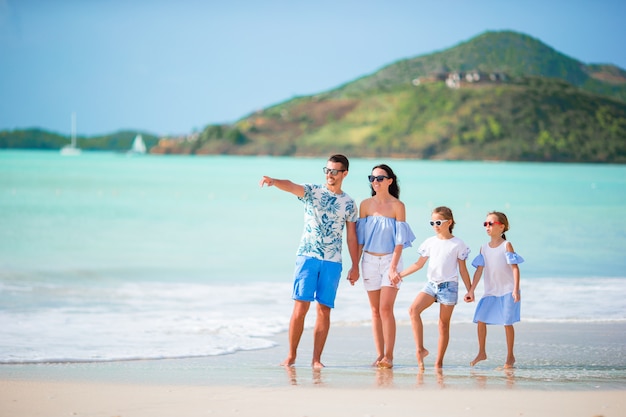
[60,112,81,156]
[129,134,147,154]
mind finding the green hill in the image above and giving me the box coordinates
[3,30,626,163]
[329,30,626,102]
[175,30,625,163]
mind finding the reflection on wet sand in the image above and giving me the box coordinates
[375,368,394,387]
[470,367,516,389]
[283,366,326,386]
[416,368,446,388]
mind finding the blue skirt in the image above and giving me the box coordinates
[473,293,520,325]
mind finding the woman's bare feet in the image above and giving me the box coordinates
[416,348,429,369]
[371,355,384,367]
[470,352,487,366]
[312,360,325,369]
[378,357,393,369]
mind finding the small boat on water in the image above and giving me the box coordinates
[128,134,147,154]
[60,112,81,156]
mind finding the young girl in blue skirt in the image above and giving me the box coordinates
[467,211,524,369]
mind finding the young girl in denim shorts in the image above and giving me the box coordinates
[393,206,472,369]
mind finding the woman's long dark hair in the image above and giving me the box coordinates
[371,164,399,198]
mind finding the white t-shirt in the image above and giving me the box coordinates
[417,235,470,284]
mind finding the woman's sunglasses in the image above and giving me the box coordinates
[368,175,389,183]
[429,219,449,226]
[483,221,503,227]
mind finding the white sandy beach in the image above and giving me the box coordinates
[1,379,624,417]
[1,322,625,417]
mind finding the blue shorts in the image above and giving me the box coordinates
[422,281,458,305]
[292,256,343,308]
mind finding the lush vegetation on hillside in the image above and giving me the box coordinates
[225,76,626,162]
[330,31,626,103]
[2,31,625,163]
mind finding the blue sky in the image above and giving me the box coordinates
[1,0,625,136]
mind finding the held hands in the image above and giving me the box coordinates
[464,290,474,303]
[390,272,402,287]
[347,267,360,286]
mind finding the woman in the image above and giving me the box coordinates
[356,164,415,368]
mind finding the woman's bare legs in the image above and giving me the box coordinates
[378,286,399,368]
[367,289,384,366]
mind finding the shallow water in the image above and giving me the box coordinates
[1,151,625,366]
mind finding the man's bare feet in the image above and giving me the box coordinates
[280,357,295,367]
[312,360,325,369]
[378,357,393,369]
[416,348,429,369]
[470,352,487,367]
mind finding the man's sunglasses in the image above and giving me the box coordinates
[323,167,346,176]
[429,219,449,226]
[483,221,503,227]
[368,175,389,183]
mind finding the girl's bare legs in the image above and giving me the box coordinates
[435,304,455,368]
[367,289,384,366]
[378,286,399,368]
[409,292,435,369]
[504,324,515,368]
[470,321,488,366]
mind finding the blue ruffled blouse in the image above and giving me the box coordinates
[471,251,525,268]
[356,216,416,254]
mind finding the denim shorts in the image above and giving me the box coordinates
[292,256,342,308]
[422,281,458,305]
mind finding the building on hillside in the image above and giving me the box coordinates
[414,71,507,89]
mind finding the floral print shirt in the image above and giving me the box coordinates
[296,184,358,263]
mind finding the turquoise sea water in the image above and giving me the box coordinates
[1,150,625,365]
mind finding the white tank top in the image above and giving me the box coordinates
[480,241,515,297]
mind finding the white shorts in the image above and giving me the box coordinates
[361,252,403,291]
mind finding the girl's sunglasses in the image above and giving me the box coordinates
[368,175,389,183]
[483,221,503,227]
[429,219,449,226]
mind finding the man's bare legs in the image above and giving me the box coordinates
[504,324,515,368]
[470,321,488,366]
[435,304,455,368]
[367,290,384,366]
[312,303,331,369]
[409,292,435,369]
[280,300,310,367]
[378,286,399,368]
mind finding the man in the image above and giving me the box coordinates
[259,154,360,369]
